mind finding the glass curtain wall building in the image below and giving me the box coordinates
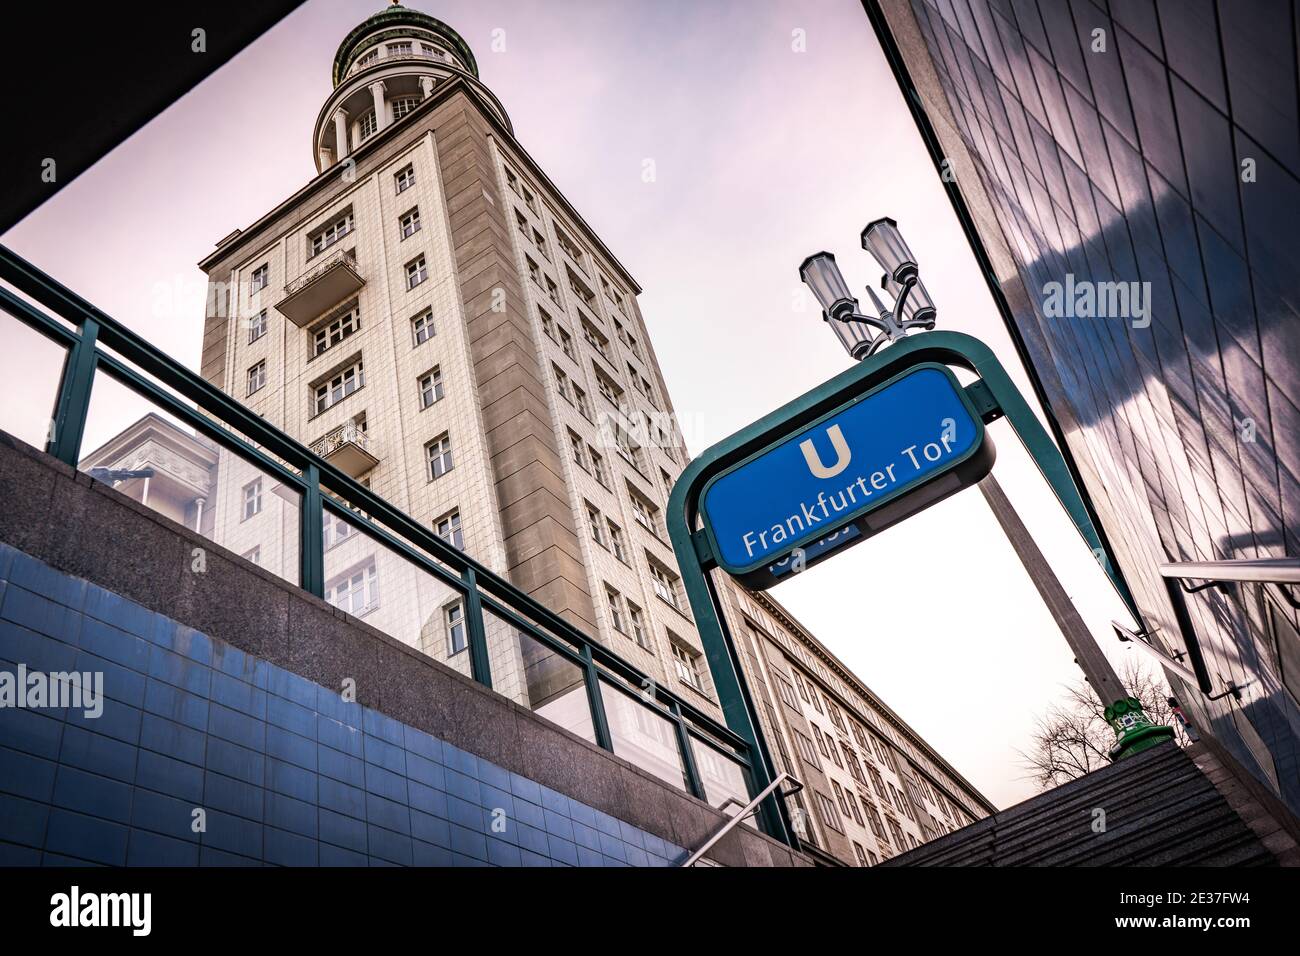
[868,0,1300,815]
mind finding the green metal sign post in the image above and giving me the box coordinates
[667,330,1173,846]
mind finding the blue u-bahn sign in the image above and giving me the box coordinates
[667,331,1142,846]
[700,363,995,588]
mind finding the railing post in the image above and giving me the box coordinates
[462,567,493,688]
[300,465,325,597]
[669,701,707,801]
[49,317,99,466]
[581,645,613,751]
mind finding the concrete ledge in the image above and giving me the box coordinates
[0,429,808,867]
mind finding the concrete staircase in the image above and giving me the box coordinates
[883,741,1298,867]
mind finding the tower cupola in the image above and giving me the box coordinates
[312,2,508,172]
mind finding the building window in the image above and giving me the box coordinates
[594,370,622,407]
[426,433,453,479]
[568,429,587,470]
[522,185,539,215]
[357,49,378,68]
[868,764,888,801]
[445,602,467,654]
[391,95,420,121]
[553,364,572,402]
[359,110,378,141]
[582,320,610,361]
[628,603,649,649]
[242,479,262,521]
[435,510,463,550]
[323,509,354,551]
[845,791,865,827]
[411,309,435,345]
[399,207,421,239]
[246,360,266,396]
[387,41,412,56]
[242,547,260,565]
[418,367,444,409]
[327,561,379,617]
[865,803,886,841]
[628,485,662,536]
[603,275,628,315]
[250,264,268,293]
[545,277,561,307]
[587,503,606,547]
[889,818,907,848]
[670,639,703,691]
[310,210,354,257]
[573,384,593,421]
[605,585,626,633]
[312,303,360,358]
[647,556,682,611]
[843,744,865,785]
[532,228,550,259]
[607,519,627,563]
[660,468,674,501]
[853,842,870,867]
[568,269,596,309]
[815,791,843,833]
[555,228,584,267]
[775,675,798,710]
[504,167,520,196]
[312,360,364,415]
[395,164,415,194]
[406,255,428,289]
[558,327,575,360]
[589,447,609,487]
[248,310,267,343]
[792,729,821,769]
[539,307,556,341]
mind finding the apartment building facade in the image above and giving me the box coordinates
[721,587,993,863]
[152,2,993,863]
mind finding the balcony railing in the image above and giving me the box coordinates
[278,247,365,327]
[346,49,457,80]
[311,420,378,478]
[0,242,768,843]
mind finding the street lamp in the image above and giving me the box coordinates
[799,218,937,360]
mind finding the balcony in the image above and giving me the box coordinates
[311,420,378,478]
[346,48,454,80]
[277,249,365,327]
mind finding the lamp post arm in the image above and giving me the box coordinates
[890,274,917,322]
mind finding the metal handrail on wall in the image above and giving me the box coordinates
[0,243,761,827]
[679,772,802,867]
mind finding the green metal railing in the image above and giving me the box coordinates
[0,243,757,824]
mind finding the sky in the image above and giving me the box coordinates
[0,0,1161,808]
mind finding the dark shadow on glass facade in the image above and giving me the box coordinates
[869,0,1300,814]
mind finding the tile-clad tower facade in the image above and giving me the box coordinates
[870,0,1300,815]
[197,5,713,721]
[188,3,992,862]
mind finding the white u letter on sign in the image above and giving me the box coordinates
[800,425,852,479]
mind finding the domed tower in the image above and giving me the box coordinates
[313,2,510,172]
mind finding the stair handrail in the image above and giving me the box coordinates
[680,772,802,867]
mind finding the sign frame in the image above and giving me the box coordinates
[665,331,1142,847]
[698,361,995,588]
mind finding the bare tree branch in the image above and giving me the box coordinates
[1020,661,1188,791]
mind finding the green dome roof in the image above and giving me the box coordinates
[332,4,479,85]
